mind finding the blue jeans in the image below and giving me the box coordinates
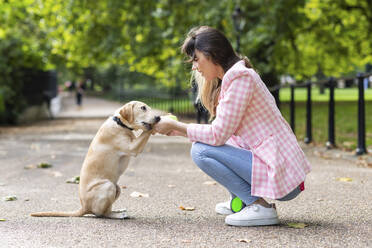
[191,142,301,205]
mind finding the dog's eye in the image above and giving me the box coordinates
[141,106,147,111]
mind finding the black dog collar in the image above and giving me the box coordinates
[112,116,133,131]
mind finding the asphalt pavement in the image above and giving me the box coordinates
[0,93,371,247]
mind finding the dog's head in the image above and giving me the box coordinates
[117,101,160,131]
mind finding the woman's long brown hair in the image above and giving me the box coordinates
[182,26,253,118]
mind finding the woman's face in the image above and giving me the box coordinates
[192,49,223,81]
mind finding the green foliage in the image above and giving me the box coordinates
[0,0,371,122]
[0,0,49,123]
[0,36,45,123]
[289,0,372,79]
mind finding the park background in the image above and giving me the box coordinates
[0,0,371,152]
[1,1,372,247]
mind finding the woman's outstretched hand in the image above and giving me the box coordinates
[153,116,188,137]
[153,116,176,135]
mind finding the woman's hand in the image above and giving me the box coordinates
[153,117,177,135]
[153,116,188,137]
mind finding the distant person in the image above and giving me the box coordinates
[76,80,86,107]
[363,77,369,89]
[65,81,75,97]
[64,81,71,91]
[154,26,311,227]
[191,79,209,123]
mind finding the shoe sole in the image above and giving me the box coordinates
[225,217,279,227]
[215,209,233,215]
[215,207,233,215]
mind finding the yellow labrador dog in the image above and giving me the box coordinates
[31,101,160,219]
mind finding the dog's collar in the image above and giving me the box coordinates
[112,116,133,131]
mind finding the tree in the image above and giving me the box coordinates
[1,0,371,98]
[273,0,371,80]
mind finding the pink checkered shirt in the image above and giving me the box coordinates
[187,60,311,199]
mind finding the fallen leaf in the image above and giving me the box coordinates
[130,191,149,198]
[37,163,52,169]
[334,153,342,158]
[356,159,372,168]
[49,171,63,177]
[336,177,352,182]
[313,150,332,159]
[237,239,251,243]
[24,164,36,170]
[30,143,40,151]
[179,206,195,211]
[66,176,80,184]
[0,219,6,221]
[287,222,308,229]
[121,185,127,189]
[313,150,322,157]
[203,181,217,185]
[342,141,355,147]
[3,195,17,201]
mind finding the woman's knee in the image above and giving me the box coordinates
[191,142,206,161]
[190,142,213,169]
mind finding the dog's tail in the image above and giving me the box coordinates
[30,208,85,217]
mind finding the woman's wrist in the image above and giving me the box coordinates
[173,121,188,137]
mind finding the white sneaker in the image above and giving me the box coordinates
[215,201,234,215]
[225,204,279,226]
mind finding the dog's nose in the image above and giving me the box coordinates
[154,116,161,123]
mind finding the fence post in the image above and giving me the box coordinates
[304,82,312,144]
[326,78,336,148]
[272,88,281,110]
[356,73,367,155]
[290,84,295,133]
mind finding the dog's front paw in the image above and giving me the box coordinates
[105,210,128,219]
[112,208,127,213]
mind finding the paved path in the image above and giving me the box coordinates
[0,94,371,247]
[56,92,123,119]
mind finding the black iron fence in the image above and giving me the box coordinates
[269,72,372,155]
[111,90,195,117]
[109,72,371,155]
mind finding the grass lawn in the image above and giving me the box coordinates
[279,87,372,150]
[279,87,372,102]
[279,101,372,150]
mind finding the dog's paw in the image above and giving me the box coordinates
[112,208,127,213]
[105,211,128,219]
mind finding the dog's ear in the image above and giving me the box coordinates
[120,102,134,123]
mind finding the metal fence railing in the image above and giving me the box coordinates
[113,92,196,117]
[110,72,371,155]
[269,72,372,155]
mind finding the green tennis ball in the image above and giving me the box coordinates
[167,115,178,121]
[230,197,245,213]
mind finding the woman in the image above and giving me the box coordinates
[154,26,311,227]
